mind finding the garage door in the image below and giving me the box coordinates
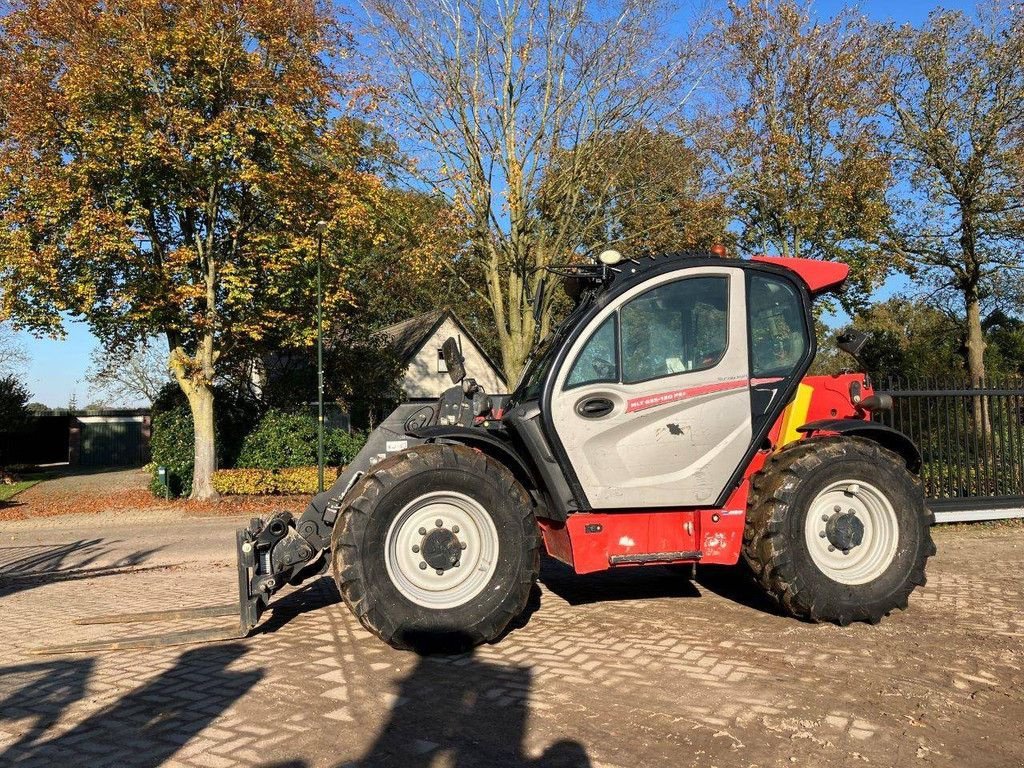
[79,417,150,467]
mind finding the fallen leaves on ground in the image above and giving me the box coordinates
[0,486,311,522]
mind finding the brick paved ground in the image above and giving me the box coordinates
[1,514,1022,768]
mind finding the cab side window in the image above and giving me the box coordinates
[565,315,618,389]
[748,274,807,377]
[620,276,729,384]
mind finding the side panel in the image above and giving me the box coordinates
[544,507,747,574]
[548,267,752,508]
[535,421,774,575]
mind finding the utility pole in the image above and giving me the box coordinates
[316,220,327,494]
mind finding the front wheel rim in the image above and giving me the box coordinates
[804,479,900,585]
[384,491,499,609]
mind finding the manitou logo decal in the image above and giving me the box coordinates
[625,377,784,414]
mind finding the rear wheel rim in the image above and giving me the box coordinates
[804,480,899,585]
[384,491,499,609]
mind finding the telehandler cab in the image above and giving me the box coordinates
[43,251,934,655]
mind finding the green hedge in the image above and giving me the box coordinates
[149,406,195,497]
[150,405,367,498]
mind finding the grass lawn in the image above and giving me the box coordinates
[0,476,44,502]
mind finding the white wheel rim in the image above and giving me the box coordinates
[804,480,899,585]
[384,491,499,609]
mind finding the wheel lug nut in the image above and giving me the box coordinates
[843,549,850,555]
[833,505,841,513]
[819,531,826,538]
[435,568,444,575]
[454,561,460,567]
[821,514,830,522]
[452,525,460,533]
[828,545,835,552]
[418,527,427,535]
[419,562,427,570]
[412,545,420,553]
[435,519,443,527]
[460,542,467,549]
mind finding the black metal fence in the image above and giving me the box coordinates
[874,376,1024,510]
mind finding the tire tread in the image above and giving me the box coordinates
[743,436,934,625]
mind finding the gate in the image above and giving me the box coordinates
[874,376,1024,522]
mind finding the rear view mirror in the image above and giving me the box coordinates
[836,328,868,360]
[442,336,466,384]
[532,279,546,324]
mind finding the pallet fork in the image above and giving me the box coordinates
[32,529,270,655]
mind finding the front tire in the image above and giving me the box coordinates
[743,436,935,625]
[332,444,539,651]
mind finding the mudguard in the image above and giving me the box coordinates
[408,425,541,494]
[797,419,922,473]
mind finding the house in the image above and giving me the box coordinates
[382,309,507,400]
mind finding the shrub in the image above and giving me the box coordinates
[151,382,259,468]
[237,410,367,469]
[148,388,264,497]
[325,429,367,466]
[212,466,340,495]
[149,406,194,497]
[237,410,318,469]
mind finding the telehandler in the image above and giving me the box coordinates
[46,251,934,654]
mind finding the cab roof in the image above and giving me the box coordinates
[750,255,849,296]
[582,251,850,299]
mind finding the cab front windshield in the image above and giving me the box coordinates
[511,335,559,403]
[509,298,592,406]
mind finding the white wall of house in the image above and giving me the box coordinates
[401,317,507,399]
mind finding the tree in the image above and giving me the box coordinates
[86,340,173,406]
[253,187,484,423]
[880,7,1024,392]
[0,0,383,497]
[547,128,732,259]
[0,323,27,379]
[0,375,31,431]
[848,298,963,381]
[718,0,894,304]
[363,0,711,381]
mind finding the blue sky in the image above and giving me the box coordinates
[9,0,973,407]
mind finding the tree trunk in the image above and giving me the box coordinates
[495,290,539,386]
[168,336,219,501]
[964,290,991,437]
[186,382,218,500]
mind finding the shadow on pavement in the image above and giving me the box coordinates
[0,657,93,756]
[538,556,701,605]
[356,651,590,767]
[261,649,591,768]
[0,538,165,598]
[253,575,342,636]
[0,643,261,766]
[22,464,145,479]
[693,564,784,616]
[540,556,783,618]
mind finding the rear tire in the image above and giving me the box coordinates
[743,436,935,625]
[332,444,540,651]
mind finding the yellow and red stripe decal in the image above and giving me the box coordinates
[776,382,814,448]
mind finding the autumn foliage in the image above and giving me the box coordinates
[0,0,385,497]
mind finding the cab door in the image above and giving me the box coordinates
[548,267,751,508]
